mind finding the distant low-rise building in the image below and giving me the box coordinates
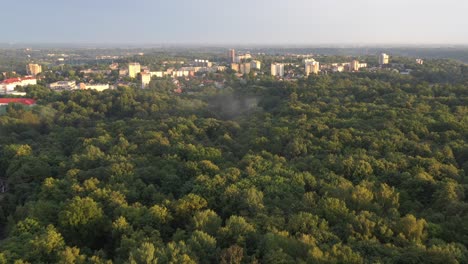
[416,59,424,65]
[80,69,111,75]
[150,71,165,78]
[119,68,129,76]
[0,98,36,106]
[109,63,119,70]
[231,63,240,72]
[332,65,345,72]
[0,77,37,94]
[400,69,413,75]
[216,66,227,72]
[79,83,110,91]
[173,71,190,77]
[49,81,77,91]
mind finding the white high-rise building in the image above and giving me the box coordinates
[350,60,360,72]
[305,59,320,76]
[271,63,284,77]
[128,62,141,78]
[379,53,389,65]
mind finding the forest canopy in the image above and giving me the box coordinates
[0,59,467,263]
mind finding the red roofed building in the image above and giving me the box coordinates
[0,77,37,94]
[0,98,36,106]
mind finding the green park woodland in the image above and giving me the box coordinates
[0,54,467,263]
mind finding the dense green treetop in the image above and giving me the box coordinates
[0,58,467,263]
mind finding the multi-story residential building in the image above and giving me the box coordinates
[141,72,151,88]
[128,62,141,78]
[271,63,285,77]
[229,49,236,62]
[27,64,42,76]
[234,53,252,63]
[251,60,261,70]
[240,62,251,74]
[305,59,320,76]
[379,53,390,65]
[350,60,360,72]
[416,59,424,65]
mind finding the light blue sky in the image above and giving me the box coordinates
[3,0,468,44]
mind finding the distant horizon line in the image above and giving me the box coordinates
[1,42,468,49]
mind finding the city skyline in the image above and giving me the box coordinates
[2,0,468,45]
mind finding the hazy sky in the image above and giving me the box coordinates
[3,0,468,45]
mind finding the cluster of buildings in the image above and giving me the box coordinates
[2,62,112,94]
[0,51,428,97]
[269,58,368,78]
[231,60,261,74]
[194,60,212,67]
[229,49,253,63]
[228,50,388,78]
[228,49,261,75]
[124,60,228,88]
[320,61,368,73]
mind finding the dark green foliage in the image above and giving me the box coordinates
[0,59,467,263]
